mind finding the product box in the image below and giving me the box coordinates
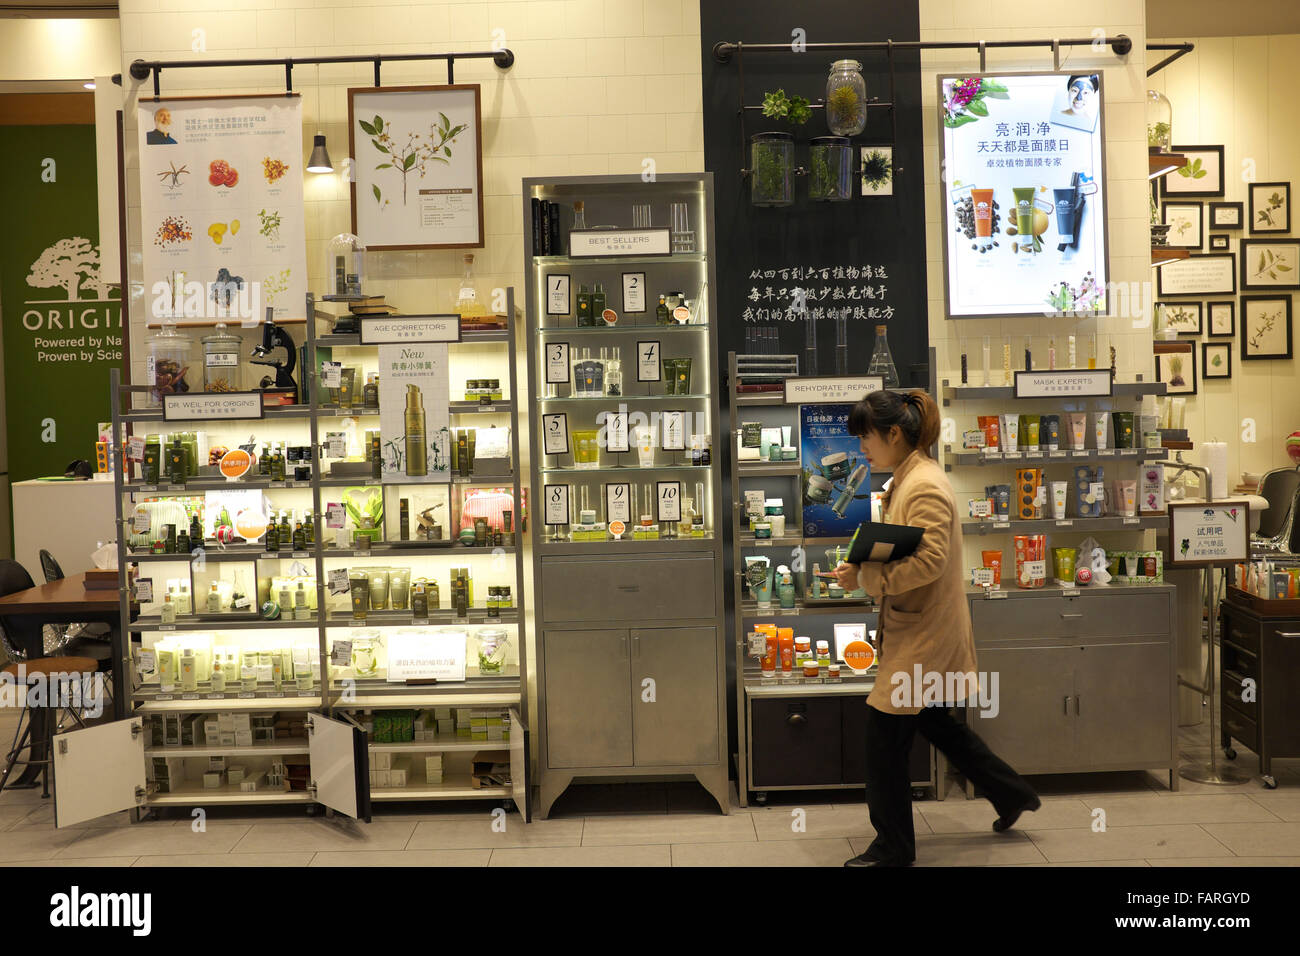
[1140,464,1165,514]
[203,771,223,789]
[390,757,411,788]
[470,750,511,789]
[436,718,455,735]
[234,730,253,747]
[232,713,251,732]
[163,714,183,747]
[375,770,392,789]
[227,765,245,785]
[434,707,452,721]
[204,718,220,742]
[240,771,265,792]
[208,756,227,771]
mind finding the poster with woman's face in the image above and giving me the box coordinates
[1053,74,1100,133]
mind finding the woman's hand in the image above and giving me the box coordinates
[834,561,861,591]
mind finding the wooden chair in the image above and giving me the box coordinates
[0,656,100,798]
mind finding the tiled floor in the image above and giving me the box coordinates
[1,712,1297,866]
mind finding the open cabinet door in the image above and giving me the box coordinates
[508,706,531,823]
[53,720,146,828]
[308,713,370,822]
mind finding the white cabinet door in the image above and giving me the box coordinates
[307,713,369,821]
[53,719,146,828]
[508,706,530,823]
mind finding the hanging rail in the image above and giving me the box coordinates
[114,49,515,98]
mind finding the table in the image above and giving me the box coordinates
[0,572,134,788]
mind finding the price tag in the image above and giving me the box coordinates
[182,693,200,701]
[283,480,297,489]
[158,624,175,632]
[622,272,646,313]
[133,510,152,533]
[542,413,569,455]
[544,484,570,526]
[747,631,768,656]
[1056,519,1074,528]
[137,649,156,676]
[605,411,629,454]
[1023,560,1047,579]
[365,478,381,486]
[606,483,631,524]
[1097,448,1115,457]
[636,341,661,382]
[127,436,145,461]
[1072,449,1089,457]
[232,596,252,611]
[206,693,225,700]
[321,361,343,389]
[155,694,174,701]
[546,274,571,316]
[983,448,1001,459]
[661,411,685,451]
[1049,451,1067,458]
[335,409,353,417]
[331,640,352,667]
[268,692,285,699]
[326,503,345,528]
[328,568,351,595]
[971,567,995,587]
[987,590,1008,600]
[136,578,154,603]
[656,481,682,522]
[1003,451,1021,460]
[994,514,1010,523]
[140,485,158,493]
[237,692,256,699]
[546,343,570,384]
[1123,516,1141,526]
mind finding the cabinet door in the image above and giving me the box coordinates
[53,719,146,828]
[308,713,370,822]
[1261,624,1300,754]
[752,697,842,787]
[970,645,1076,772]
[841,696,934,786]
[629,627,718,766]
[544,629,633,769]
[1073,641,1173,768]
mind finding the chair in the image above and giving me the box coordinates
[0,655,99,797]
[38,550,63,585]
[33,551,113,661]
[1251,468,1300,553]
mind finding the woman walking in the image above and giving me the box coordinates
[835,389,1039,867]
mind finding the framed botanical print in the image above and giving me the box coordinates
[1155,252,1236,297]
[1209,201,1243,229]
[1162,202,1203,249]
[1248,181,1291,234]
[1202,341,1232,379]
[1154,341,1197,395]
[1240,238,1300,291]
[1209,234,1230,251]
[1207,301,1235,337]
[1161,145,1225,198]
[1157,301,1202,336]
[1240,294,1294,360]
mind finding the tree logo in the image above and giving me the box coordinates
[26,237,119,301]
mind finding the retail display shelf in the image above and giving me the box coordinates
[126,478,319,493]
[535,393,710,402]
[1151,247,1189,265]
[144,739,310,758]
[733,392,787,406]
[122,404,317,423]
[1148,152,1188,177]
[317,330,511,347]
[741,600,878,617]
[941,380,1166,401]
[340,672,520,693]
[318,545,517,558]
[369,775,510,801]
[134,694,323,712]
[539,463,711,474]
[326,608,520,626]
[745,678,878,697]
[532,252,707,266]
[537,323,708,334]
[943,448,1169,467]
[737,462,802,476]
[130,617,320,632]
[961,515,1168,535]
[965,580,1174,599]
[738,535,804,548]
[368,739,498,754]
[147,785,314,806]
[533,537,715,555]
[127,547,311,563]
[344,691,521,709]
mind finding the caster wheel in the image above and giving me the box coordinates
[754,792,768,805]
[1224,747,1237,761]
[911,788,926,801]
[1263,776,1278,790]
[502,799,515,813]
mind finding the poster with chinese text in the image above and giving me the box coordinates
[800,403,872,537]
[377,343,450,483]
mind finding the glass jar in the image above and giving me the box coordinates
[145,322,193,406]
[325,233,366,297]
[750,132,794,207]
[477,628,509,674]
[808,136,852,202]
[1146,90,1172,153]
[350,631,381,678]
[826,60,868,136]
[201,323,243,393]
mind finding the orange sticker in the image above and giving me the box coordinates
[842,640,876,673]
[602,308,618,326]
[219,448,253,479]
[233,508,267,541]
[609,520,627,536]
[672,306,691,323]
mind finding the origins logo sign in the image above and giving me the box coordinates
[23,236,122,363]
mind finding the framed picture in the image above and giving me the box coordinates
[1157,301,1202,336]
[1248,182,1290,234]
[348,84,484,250]
[1154,341,1198,395]
[1240,238,1300,291]
[1162,202,1203,249]
[1207,300,1235,337]
[1155,253,1236,297]
[860,146,893,196]
[1209,234,1230,251]
[1209,201,1243,229]
[1240,294,1294,360]
[1161,145,1225,198]
[1202,341,1232,379]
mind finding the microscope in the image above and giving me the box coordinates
[250,306,298,404]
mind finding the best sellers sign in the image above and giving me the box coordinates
[939,72,1110,319]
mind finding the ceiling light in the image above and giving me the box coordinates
[307,133,333,173]
[84,81,96,90]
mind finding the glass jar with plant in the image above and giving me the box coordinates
[1146,90,1172,153]
[826,60,868,136]
[751,132,794,207]
[808,136,852,202]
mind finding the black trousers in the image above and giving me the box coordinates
[862,703,1037,864]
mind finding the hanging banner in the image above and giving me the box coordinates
[0,121,123,483]
[136,95,307,325]
[938,72,1110,319]
[377,342,451,482]
[800,404,872,537]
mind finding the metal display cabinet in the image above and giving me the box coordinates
[962,583,1178,791]
[523,174,728,818]
[727,355,940,805]
[56,293,531,827]
[1219,588,1300,789]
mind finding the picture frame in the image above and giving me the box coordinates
[1248,182,1291,234]
[1209,234,1230,251]
[860,145,894,196]
[1202,341,1232,379]
[1207,300,1236,337]
[1209,201,1243,229]
[1240,294,1294,361]
[1162,202,1203,249]
[1161,145,1225,198]
[1157,301,1202,336]
[348,84,485,251]
[545,274,571,316]
[1155,252,1236,297]
[1240,238,1300,291]
[1153,341,1198,395]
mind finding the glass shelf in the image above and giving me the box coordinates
[533,253,706,266]
[536,323,708,334]
[540,463,712,474]
[536,393,710,402]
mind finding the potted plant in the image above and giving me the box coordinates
[750,89,809,207]
[1149,190,1170,246]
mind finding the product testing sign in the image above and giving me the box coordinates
[939,72,1109,319]
[1168,503,1250,567]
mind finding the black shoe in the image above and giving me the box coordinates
[992,796,1041,833]
[844,851,912,867]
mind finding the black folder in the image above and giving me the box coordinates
[845,520,925,565]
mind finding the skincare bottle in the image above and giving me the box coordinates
[265,516,279,552]
[179,583,191,615]
[278,583,292,613]
[350,571,370,621]
[270,443,286,482]
[279,510,291,546]
[363,373,379,407]
[1068,335,1077,369]
[175,528,190,556]
[294,649,313,691]
[294,583,309,620]
[1088,332,1098,370]
[576,284,593,327]
[832,464,868,517]
[1024,335,1033,371]
[457,430,470,478]
[400,499,410,541]
[206,582,221,614]
[156,645,176,692]
[412,581,429,621]
[259,444,271,476]
[466,428,476,476]
[778,570,795,609]
[168,437,186,485]
[160,593,176,623]
[292,517,306,551]
[1048,337,1057,370]
[959,337,968,384]
[982,335,991,386]
[180,651,197,692]
[592,283,606,322]
[606,347,623,397]
[405,384,427,476]
[210,657,225,693]
[142,436,161,484]
[656,294,670,326]
[1002,337,1012,386]
[370,435,383,480]
[271,652,283,690]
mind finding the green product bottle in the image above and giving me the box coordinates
[656,294,669,326]
[592,283,606,323]
[259,444,271,476]
[189,513,202,543]
[265,517,279,552]
[576,284,593,327]
[279,510,292,547]
[270,443,286,482]
[304,512,315,545]
[370,436,382,480]
[292,517,305,551]
[176,530,191,556]
[167,437,186,485]
[142,435,161,485]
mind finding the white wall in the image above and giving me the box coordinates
[1150,35,1300,487]
[0,18,120,82]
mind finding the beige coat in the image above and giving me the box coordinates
[858,449,979,714]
